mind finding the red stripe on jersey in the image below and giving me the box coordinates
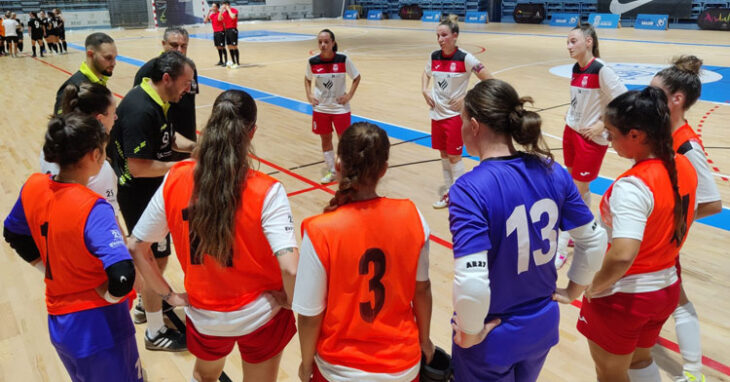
[431,60,466,73]
[311,63,347,74]
[571,73,600,89]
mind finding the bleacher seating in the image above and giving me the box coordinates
[498,0,728,23]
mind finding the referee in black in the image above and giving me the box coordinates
[53,32,117,114]
[108,50,196,353]
[134,26,198,161]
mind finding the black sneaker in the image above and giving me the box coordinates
[144,327,187,352]
[216,61,225,67]
[132,298,175,324]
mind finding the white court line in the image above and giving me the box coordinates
[195,103,214,109]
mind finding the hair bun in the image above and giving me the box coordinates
[672,55,702,75]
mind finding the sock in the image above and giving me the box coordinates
[223,49,228,63]
[627,361,660,382]
[18,42,23,52]
[32,46,36,56]
[581,191,592,208]
[41,43,46,53]
[62,41,67,52]
[234,50,240,64]
[145,309,165,337]
[451,160,465,183]
[441,158,453,189]
[323,150,335,173]
[217,49,223,63]
[674,302,703,374]
[51,43,58,53]
[557,230,571,256]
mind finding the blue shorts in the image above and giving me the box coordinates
[452,299,559,382]
[55,334,143,382]
[49,302,141,381]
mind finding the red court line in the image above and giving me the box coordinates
[263,152,730,376]
[696,104,728,182]
[33,57,125,100]
[287,185,321,197]
[35,53,730,377]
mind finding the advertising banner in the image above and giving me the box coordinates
[465,11,489,23]
[550,13,580,26]
[634,14,669,29]
[597,0,691,19]
[588,13,620,28]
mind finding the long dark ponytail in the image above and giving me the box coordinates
[189,90,257,265]
[605,87,687,245]
[325,122,389,212]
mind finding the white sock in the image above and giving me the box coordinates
[323,150,335,173]
[557,230,571,256]
[674,302,703,374]
[627,361,660,382]
[451,160,465,184]
[145,310,165,337]
[582,191,592,208]
[441,159,453,188]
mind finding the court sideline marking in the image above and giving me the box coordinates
[33,46,730,376]
[59,40,730,233]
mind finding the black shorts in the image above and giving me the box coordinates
[5,36,18,43]
[213,31,225,47]
[118,183,171,258]
[45,30,55,38]
[57,29,65,40]
[225,28,238,46]
[32,32,43,41]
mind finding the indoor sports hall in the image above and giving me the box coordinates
[0,1,728,381]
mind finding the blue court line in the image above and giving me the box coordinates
[66,42,730,231]
[336,23,730,48]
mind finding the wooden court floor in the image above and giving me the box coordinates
[0,19,728,381]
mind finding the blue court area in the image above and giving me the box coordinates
[67,40,730,232]
[190,30,314,42]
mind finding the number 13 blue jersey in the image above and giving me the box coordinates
[449,153,594,315]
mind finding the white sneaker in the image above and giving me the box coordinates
[674,370,706,382]
[432,193,449,209]
[230,63,239,69]
[554,251,570,270]
[320,171,336,184]
[226,60,232,67]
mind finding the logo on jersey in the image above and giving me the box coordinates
[465,260,486,268]
[578,315,588,324]
[333,64,339,71]
[581,76,589,87]
[437,79,448,90]
[580,171,591,177]
[450,62,457,72]
[109,229,125,248]
[323,80,333,90]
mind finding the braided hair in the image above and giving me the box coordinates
[324,122,390,212]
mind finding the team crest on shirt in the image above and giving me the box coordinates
[581,76,588,87]
[450,62,457,71]
[333,64,338,71]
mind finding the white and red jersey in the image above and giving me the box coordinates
[209,11,224,32]
[565,58,627,145]
[306,53,360,115]
[425,48,483,121]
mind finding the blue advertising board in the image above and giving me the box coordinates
[634,14,669,29]
[422,10,441,22]
[367,10,383,19]
[344,10,358,19]
[549,13,580,26]
[588,13,620,28]
[465,11,488,23]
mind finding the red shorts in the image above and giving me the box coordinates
[577,282,680,355]
[431,115,463,156]
[186,308,296,363]
[562,126,608,182]
[310,363,419,382]
[312,111,351,136]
